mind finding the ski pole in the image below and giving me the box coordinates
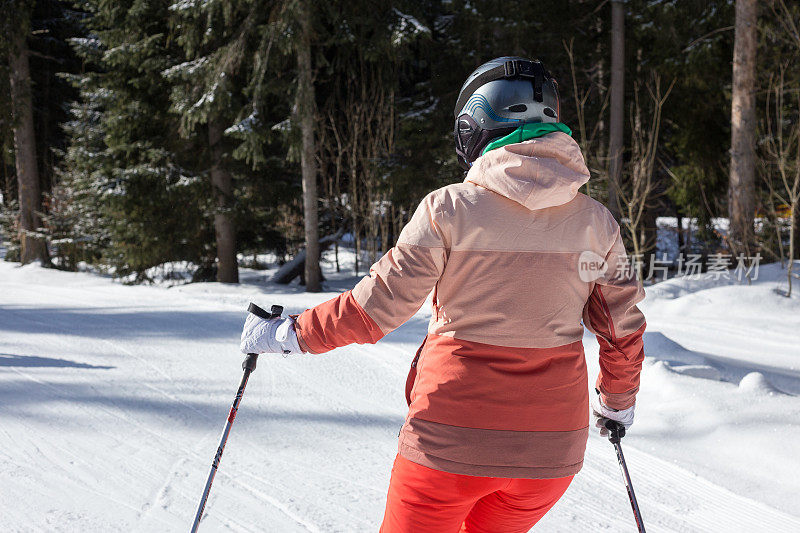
[604,419,646,533]
[191,302,283,533]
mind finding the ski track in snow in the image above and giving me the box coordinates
[1,260,799,532]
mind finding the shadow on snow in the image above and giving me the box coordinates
[0,377,404,431]
[0,305,246,341]
[0,352,114,369]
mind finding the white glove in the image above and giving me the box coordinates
[239,313,303,355]
[591,392,634,436]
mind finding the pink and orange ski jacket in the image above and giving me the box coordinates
[295,132,646,479]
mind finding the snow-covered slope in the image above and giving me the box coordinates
[1,256,799,532]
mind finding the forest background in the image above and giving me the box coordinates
[1,0,798,292]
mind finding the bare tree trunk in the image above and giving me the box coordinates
[2,160,9,207]
[729,0,757,255]
[595,16,607,167]
[643,207,658,262]
[620,74,674,281]
[208,118,239,283]
[9,27,48,265]
[789,203,795,297]
[676,212,685,253]
[296,0,321,292]
[793,207,799,265]
[607,0,625,221]
[354,218,361,275]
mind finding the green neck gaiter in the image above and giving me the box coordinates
[481,122,573,156]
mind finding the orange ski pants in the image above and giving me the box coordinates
[380,455,574,533]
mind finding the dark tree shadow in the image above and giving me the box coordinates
[0,353,114,369]
[0,376,404,431]
[0,305,246,340]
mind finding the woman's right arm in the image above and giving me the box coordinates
[295,191,449,354]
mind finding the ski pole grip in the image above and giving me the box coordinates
[604,419,626,443]
[247,302,284,319]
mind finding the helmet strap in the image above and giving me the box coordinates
[453,59,551,118]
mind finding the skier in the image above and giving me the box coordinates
[240,56,646,532]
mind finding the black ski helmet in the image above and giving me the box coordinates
[454,56,560,169]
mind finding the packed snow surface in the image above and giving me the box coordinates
[1,253,799,532]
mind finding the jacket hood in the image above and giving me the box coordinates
[464,131,590,211]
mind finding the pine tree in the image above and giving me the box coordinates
[49,67,110,269]
[166,0,329,288]
[57,0,208,280]
[164,0,271,284]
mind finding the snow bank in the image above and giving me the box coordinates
[627,261,800,519]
